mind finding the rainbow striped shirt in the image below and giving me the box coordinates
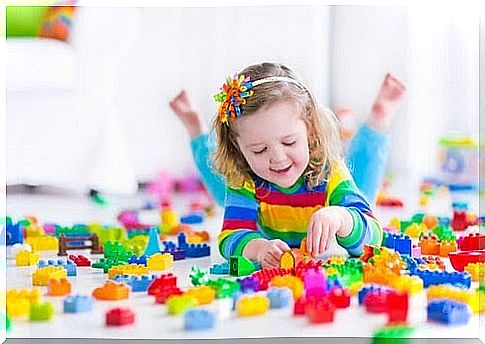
[217,161,382,259]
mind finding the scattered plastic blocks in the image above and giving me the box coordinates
[412,269,471,288]
[148,273,177,295]
[38,259,77,276]
[68,254,91,267]
[92,282,130,300]
[236,294,270,316]
[106,308,135,326]
[267,287,292,309]
[178,232,188,249]
[427,300,470,325]
[128,254,147,266]
[363,265,423,295]
[64,295,94,313]
[305,296,335,323]
[189,265,210,286]
[162,248,186,261]
[107,263,149,279]
[230,255,256,277]
[184,309,215,330]
[113,274,157,292]
[383,233,411,255]
[48,278,71,296]
[166,295,197,315]
[207,278,241,299]
[210,262,229,275]
[271,275,304,299]
[30,301,55,321]
[147,253,174,271]
[25,236,58,251]
[32,266,67,286]
[418,235,440,255]
[464,262,484,282]
[16,250,39,266]
[92,258,126,273]
[427,285,480,314]
[184,286,216,305]
[185,243,210,258]
[154,286,183,304]
[449,250,485,272]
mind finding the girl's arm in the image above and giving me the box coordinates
[326,161,383,256]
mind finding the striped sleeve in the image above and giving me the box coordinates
[217,180,265,259]
[325,161,383,256]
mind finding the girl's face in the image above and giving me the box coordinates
[235,99,310,188]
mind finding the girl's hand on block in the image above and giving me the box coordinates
[243,238,291,269]
[306,206,353,257]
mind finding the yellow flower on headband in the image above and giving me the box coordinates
[213,74,254,124]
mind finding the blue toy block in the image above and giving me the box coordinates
[38,259,77,276]
[162,241,177,250]
[438,216,451,227]
[177,232,187,250]
[427,300,470,325]
[210,262,229,275]
[326,276,342,290]
[185,244,210,258]
[184,309,215,330]
[6,222,23,246]
[113,274,156,292]
[383,233,396,249]
[162,248,185,261]
[63,295,94,313]
[405,257,426,273]
[144,227,161,257]
[267,287,292,309]
[413,269,471,288]
[128,254,147,266]
[394,234,412,256]
[180,213,204,224]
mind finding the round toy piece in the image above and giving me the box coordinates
[280,251,295,269]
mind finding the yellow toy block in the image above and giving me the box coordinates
[184,286,215,305]
[32,266,67,286]
[160,208,180,235]
[427,285,480,313]
[464,263,484,283]
[327,256,346,265]
[25,224,45,237]
[166,295,197,315]
[363,265,423,295]
[404,223,426,239]
[108,264,149,279]
[6,298,30,319]
[237,294,270,317]
[7,288,43,304]
[388,217,401,232]
[25,236,58,251]
[348,281,364,296]
[147,253,174,271]
[6,288,43,319]
[187,235,203,244]
[15,250,39,266]
[271,275,304,300]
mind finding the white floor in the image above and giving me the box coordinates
[4,182,483,340]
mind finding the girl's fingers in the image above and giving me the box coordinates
[264,253,280,267]
[318,223,328,256]
[273,240,291,252]
[306,220,313,256]
[312,223,322,257]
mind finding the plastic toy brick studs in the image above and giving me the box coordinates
[236,294,270,317]
[458,233,485,251]
[38,259,77,276]
[427,300,470,325]
[106,308,135,326]
[107,263,149,279]
[229,255,256,277]
[147,253,174,271]
[328,287,351,309]
[92,282,130,301]
[48,278,71,296]
[114,274,157,292]
[32,266,67,286]
[418,235,440,255]
[147,273,177,295]
[185,243,210,258]
[15,250,39,266]
[267,287,292,309]
[210,262,229,275]
[68,254,91,267]
[207,278,241,298]
[464,262,484,282]
[184,286,216,305]
[184,309,215,330]
[128,254,147,266]
[413,269,471,288]
[30,301,55,321]
[438,240,457,257]
[166,295,197,315]
[64,295,94,313]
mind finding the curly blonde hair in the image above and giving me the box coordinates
[212,62,343,189]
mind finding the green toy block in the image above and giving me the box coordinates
[30,302,55,322]
[411,213,425,223]
[207,278,240,298]
[189,266,209,286]
[92,258,126,273]
[372,325,413,344]
[229,255,255,277]
[6,313,11,332]
[399,220,413,233]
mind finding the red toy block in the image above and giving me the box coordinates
[106,308,135,326]
[293,296,307,315]
[68,254,91,267]
[328,287,351,309]
[458,233,485,251]
[387,292,408,324]
[448,250,485,272]
[364,289,389,314]
[451,211,468,231]
[154,286,183,304]
[305,296,335,323]
[147,273,177,296]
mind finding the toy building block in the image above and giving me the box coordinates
[267,287,292,309]
[92,281,130,300]
[32,266,67,286]
[464,262,484,282]
[185,243,210,258]
[305,296,335,323]
[293,296,307,315]
[438,240,457,257]
[303,269,327,298]
[237,276,260,293]
[449,250,485,272]
[64,295,94,313]
[280,251,296,269]
[427,285,479,314]
[7,288,42,305]
[403,223,425,239]
[184,309,215,330]
[236,294,270,317]
[58,233,102,256]
[271,275,304,300]
[147,252,174,271]
[6,298,30,319]
[451,210,469,231]
[188,235,204,244]
[108,263,149,279]
[144,227,162,257]
[184,286,216,305]
[372,325,414,343]
[413,269,471,288]
[106,308,135,326]
[30,301,55,321]
[418,235,440,255]
[38,259,77,276]
[25,224,45,237]
[162,247,186,261]
[458,233,485,251]
[229,255,256,277]
[423,215,439,229]
[104,241,132,261]
[68,254,91,267]
[166,295,197,315]
[427,300,470,325]
[363,265,423,295]
[15,250,39,266]
[387,291,409,324]
[394,234,412,256]
[160,207,180,235]
[26,236,58,251]
[189,265,210,286]
[113,274,157,292]
[206,278,240,298]
[148,273,177,295]
[128,254,147,266]
[6,221,23,245]
[177,232,188,249]
[328,287,351,309]
[210,262,229,275]
[422,256,445,270]
[364,288,390,314]
[154,286,183,304]
[48,278,71,296]
[181,213,204,224]
[92,258,127,273]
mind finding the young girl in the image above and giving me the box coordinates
[170,72,405,207]
[200,62,383,268]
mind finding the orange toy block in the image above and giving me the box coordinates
[108,264,149,279]
[32,266,67,286]
[423,215,439,229]
[92,282,130,300]
[183,286,216,305]
[48,278,71,296]
[439,240,457,257]
[418,235,440,255]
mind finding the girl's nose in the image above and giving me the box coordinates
[269,146,287,164]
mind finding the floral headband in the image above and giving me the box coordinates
[214,74,302,124]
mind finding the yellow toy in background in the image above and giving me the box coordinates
[184,286,216,305]
[147,253,174,271]
[25,236,58,251]
[160,207,180,235]
[108,264,149,279]
[32,266,67,286]
[236,294,270,317]
[15,250,39,266]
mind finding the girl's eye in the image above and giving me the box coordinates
[253,147,267,154]
[283,140,296,146]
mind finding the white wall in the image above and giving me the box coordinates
[116,6,332,182]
